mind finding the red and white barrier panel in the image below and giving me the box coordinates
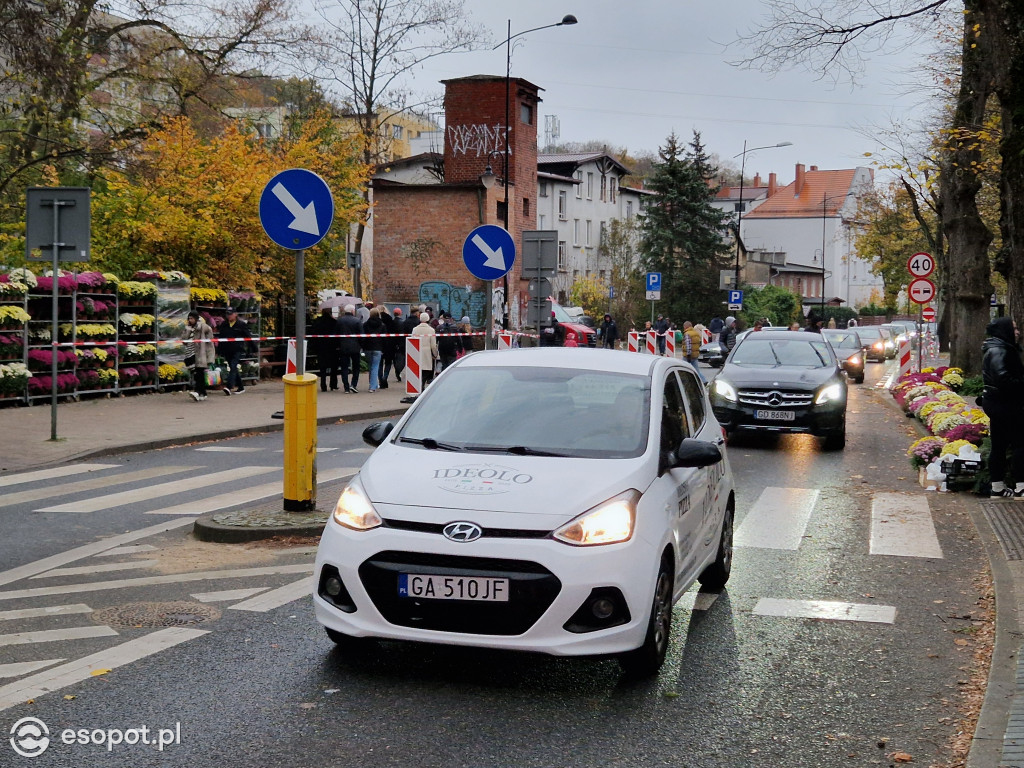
[664,332,675,357]
[405,336,422,397]
[627,331,640,353]
[497,332,514,350]
[896,339,913,383]
[701,328,711,344]
[646,331,657,355]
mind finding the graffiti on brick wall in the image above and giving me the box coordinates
[446,124,512,158]
[418,281,487,328]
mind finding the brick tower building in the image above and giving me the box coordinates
[371,75,542,327]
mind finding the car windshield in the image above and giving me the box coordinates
[551,302,573,323]
[396,366,651,459]
[731,338,833,368]
[858,328,881,341]
[823,331,860,349]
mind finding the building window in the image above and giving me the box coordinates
[639,197,647,210]
[599,221,607,246]
[558,191,567,220]
[573,269,580,281]
[255,123,274,139]
[573,219,581,246]
[587,173,594,199]
[521,103,533,124]
[734,201,744,213]
[575,171,582,199]
[558,241,567,270]
[600,176,606,202]
[539,181,548,197]
[497,200,507,222]
[523,197,530,217]
[585,220,592,246]
[539,214,546,229]
[392,124,403,140]
[599,269,606,282]
[610,178,617,203]
[626,200,634,218]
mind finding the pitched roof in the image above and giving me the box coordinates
[745,168,857,219]
[538,152,631,175]
[716,185,768,201]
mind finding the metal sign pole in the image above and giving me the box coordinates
[484,279,494,350]
[917,302,923,372]
[50,203,60,441]
[296,248,305,375]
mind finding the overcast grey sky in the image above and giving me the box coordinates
[407,0,949,183]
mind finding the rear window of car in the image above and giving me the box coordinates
[731,338,833,368]
[397,366,651,459]
[858,328,881,340]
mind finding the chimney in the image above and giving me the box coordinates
[794,163,806,196]
[768,172,778,197]
[810,165,818,171]
[753,173,762,188]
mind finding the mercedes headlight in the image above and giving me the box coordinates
[713,378,738,402]
[815,383,845,405]
[554,491,639,546]
[332,477,382,531]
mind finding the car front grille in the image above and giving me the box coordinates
[381,518,550,539]
[359,551,561,635]
[737,388,814,407]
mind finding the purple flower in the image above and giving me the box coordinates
[943,422,987,444]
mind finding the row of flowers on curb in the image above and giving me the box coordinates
[892,367,989,479]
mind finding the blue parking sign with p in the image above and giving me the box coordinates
[728,289,743,304]
[646,272,661,291]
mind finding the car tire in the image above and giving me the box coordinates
[823,426,846,451]
[618,555,674,677]
[854,375,865,384]
[698,504,734,590]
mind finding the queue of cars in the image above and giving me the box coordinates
[315,348,735,677]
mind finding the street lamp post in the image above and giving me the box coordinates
[817,191,853,318]
[732,141,792,293]
[494,14,577,330]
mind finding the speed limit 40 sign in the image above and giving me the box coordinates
[908,252,934,278]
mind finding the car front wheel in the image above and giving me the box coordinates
[699,505,734,590]
[619,556,674,677]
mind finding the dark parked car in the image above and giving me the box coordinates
[699,340,725,367]
[856,326,889,363]
[709,330,848,449]
[822,329,865,383]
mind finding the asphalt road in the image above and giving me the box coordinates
[0,360,991,768]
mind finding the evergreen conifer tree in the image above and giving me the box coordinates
[640,131,731,324]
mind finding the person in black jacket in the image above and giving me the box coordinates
[377,306,395,389]
[310,308,340,392]
[336,304,364,393]
[436,311,460,371]
[218,308,252,395]
[391,307,407,383]
[982,317,1024,497]
[599,314,618,349]
[362,307,386,392]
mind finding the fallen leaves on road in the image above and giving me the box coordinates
[891,751,913,762]
[90,669,110,677]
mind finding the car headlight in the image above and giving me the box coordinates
[873,341,883,350]
[332,478,382,531]
[815,383,845,405]
[554,491,638,546]
[846,354,862,365]
[713,378,737,402]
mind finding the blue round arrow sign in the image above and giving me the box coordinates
[259,169,334,250]
[463,225,515,281]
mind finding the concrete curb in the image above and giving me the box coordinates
[193,515,327,543]
[12,407,409,473]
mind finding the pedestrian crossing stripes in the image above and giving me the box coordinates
[870,493,944,558]
[36,466,278,513]
[228,577,313,613]
[96,544,156,557]
[191,588,268,603]
[0,625,119,647]
[147,466,359,515]
[734,487,820,550]
[0,626,208,711]
[0,463,119,488]
[0,659,64,679]
[752,597,897,624]
[0,465,194,509]
[0,604,92,622]
[31,560,159,579]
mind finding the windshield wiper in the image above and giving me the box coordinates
[466,445,570,457]
[398,437,463,451]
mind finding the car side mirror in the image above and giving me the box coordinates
[362,421,394,447]
[674,438,722,468]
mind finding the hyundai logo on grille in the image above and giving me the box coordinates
[443,522,483,542]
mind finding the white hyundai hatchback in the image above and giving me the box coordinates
[313,347,735,675]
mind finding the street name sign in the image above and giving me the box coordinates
[908,277,936,305]
[259,169,334,250]
[463,225,515,281]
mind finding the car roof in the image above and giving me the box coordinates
[455,347,670,376]
[739,330,825,340]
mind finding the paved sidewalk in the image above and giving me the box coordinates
[0,377,412,473]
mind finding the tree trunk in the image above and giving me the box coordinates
[992,0,1024,339]
[939,0,994,374]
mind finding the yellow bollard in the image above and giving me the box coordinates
[283,373,318,511]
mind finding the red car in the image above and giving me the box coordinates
[550,301,597,347]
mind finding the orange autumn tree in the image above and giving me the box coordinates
[91,114,368,296]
